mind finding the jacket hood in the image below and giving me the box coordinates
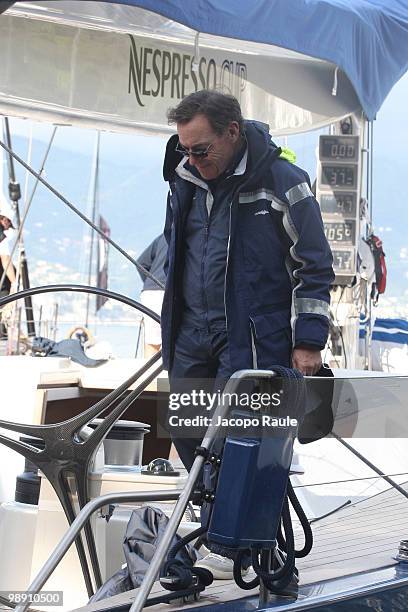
[163,120,280,183]
[241,120,281,184]
[163,133,183,182]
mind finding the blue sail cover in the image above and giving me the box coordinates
[102,0,408,120]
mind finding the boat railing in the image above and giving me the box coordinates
[10,369,279,612]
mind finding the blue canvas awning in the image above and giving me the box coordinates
[105,0,408,120]
[1,0,407,132]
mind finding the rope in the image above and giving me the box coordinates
[287,480,313,558]
[251,496,295,587]
[233,549,260,590]
[160,525,213,592]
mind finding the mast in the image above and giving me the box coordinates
[3,117,36,337]
[85,131,100,328]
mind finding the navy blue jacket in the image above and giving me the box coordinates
[161,121,334,373]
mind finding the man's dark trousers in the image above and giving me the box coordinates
[169,325,232,471]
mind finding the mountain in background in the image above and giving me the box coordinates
[9,132,168,305]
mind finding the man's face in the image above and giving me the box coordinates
[0,215,12,230]
[177,114,240,181]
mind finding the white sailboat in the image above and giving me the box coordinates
[0,1,408,611]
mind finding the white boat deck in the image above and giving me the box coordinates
[72,482,408,611]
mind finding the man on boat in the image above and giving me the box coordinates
[161,90,334,577]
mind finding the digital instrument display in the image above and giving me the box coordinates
[319,192,357,216]
[331,249,354,273]
[317,133,360,282]
[320,164,358,189]
[324,220,356,244]
[319,136,359,162]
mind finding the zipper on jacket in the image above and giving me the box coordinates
[201,221,210,326]
[222,145,282,341]
[223,201,233,333]
[200,189,213,328]
[249,317,258,369]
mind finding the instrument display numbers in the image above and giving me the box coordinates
[319,135,359,162]
[319,192,357,216]
[324,220,356,244]
[320,164,358,189]
[331,249,354,273]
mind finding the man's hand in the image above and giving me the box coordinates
[292,347,322,376]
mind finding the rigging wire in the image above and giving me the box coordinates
[309,500,351,524]
[328,285,347,368]
[369,120,374,232]
[22,124,33,211]
[0,137,165,290]
[85,131,100,327]
[15,123,33,291]
[331,431,408,501]
[367,120,375,370]
[292,471,408,488]
[1,118,36,337]
[0,126,57,290]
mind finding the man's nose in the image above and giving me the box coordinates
[188,153,198,166]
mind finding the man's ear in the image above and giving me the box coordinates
[228,121,240,142]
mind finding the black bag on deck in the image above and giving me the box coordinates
[89,506,199,603]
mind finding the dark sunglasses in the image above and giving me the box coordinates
[175,140,214,159]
